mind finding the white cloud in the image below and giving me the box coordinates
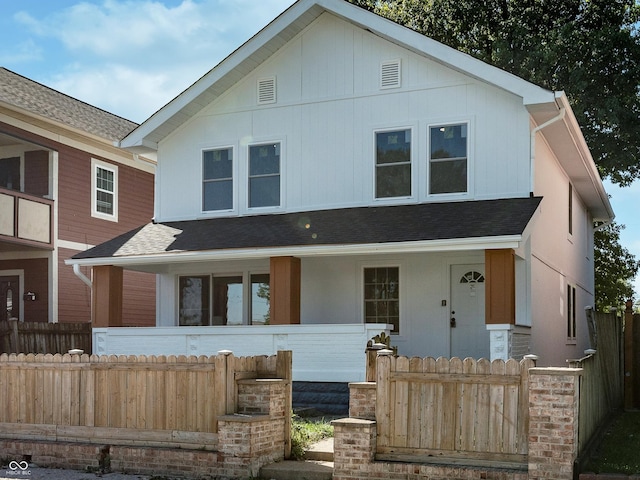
[14,0,296,121]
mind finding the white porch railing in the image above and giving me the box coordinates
[93,323,391,382]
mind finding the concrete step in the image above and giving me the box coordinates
[259,460,333,480]
[305,437,334,462]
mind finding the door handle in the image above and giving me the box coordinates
[450,317,456,328]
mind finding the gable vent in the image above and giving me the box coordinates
[257,77,276,105]
[380,60,401,89]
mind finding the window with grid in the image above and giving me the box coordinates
[364,267,399,334]
[91,159,118,221]
[203,147,233,211]
[429,123,468,195]
[375,129,411,198]
[249,143,280,208]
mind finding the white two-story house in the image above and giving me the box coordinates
[67,0,613,381]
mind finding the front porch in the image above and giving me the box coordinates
[93,323,390,382]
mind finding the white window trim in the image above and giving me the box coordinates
[244,139,285,213]
[425,120,473,200]
[359,261,404,336]
[0,269,24,322]
[372,126,416,204]
[201,144,237,216]
[91,158,118,222]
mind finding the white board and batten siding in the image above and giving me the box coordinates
[156,12,532,223]
[93,323,388,382]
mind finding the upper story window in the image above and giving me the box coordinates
[249,143,280,208]
[0,156,20,191]
[375,129,411,199]
[429,123,468,195]
[203,147,233,211]
[568,183,573,236]
[91,158,118,222]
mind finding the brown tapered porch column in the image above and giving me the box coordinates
[92,265,123,327]
[485,249,516,325]
[269,256,301,325]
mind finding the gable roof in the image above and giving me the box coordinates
[120,0,556,153]
[69,197,541,268]
[0,67,137,142]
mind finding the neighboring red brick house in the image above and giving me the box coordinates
[0,67,155,325]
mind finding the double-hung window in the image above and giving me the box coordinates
[375,129,411,198]
[203,147,233,211]
[364,266,400,334]
[429,123,468,195]
[249,143,280,208]
[91,159,118,221]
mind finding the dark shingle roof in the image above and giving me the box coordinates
[0,67,137,141]
[72,197,542,261]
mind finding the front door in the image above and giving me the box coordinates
[450,264,488,359]
[0,276,20,322]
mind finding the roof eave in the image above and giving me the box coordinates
[64,234,523,269]
[120,0,557,151]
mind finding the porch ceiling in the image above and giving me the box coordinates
[67,197,541,268]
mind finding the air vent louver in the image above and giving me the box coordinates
[380,60,401,89]
[257,77,276,104]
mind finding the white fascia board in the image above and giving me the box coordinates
[120,0,315,151]
[554,93,614,222]
[121,0,557,151]
[318,0,555,106]
[64,234,522,268]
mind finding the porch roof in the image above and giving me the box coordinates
[68,197,541,267]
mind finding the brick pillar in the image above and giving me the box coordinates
[348,382,376,420]
[92,265,123,327]
[332,418,376,480]
[528,367,582,480]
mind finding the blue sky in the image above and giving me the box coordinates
[0,0,638,299]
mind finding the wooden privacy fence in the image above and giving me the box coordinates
[572,310,624,457]
[0,319,92,354]
[375,355,534,468]
[0,350,291,452]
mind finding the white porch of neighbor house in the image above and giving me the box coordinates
[92,323,390,382]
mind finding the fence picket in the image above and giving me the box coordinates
[459,357,477,451]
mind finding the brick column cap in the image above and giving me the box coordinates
[332,418,375,427]
[349,382,376,388]
[236,378,287,385]
[529,367,582,376]
[219,414,271,423]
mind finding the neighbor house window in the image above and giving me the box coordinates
[179,273,269,326]
[364,267,400,334]
[567,284,577,342]
[203,147,233,211]
[429,123,468,195]
[249,143,280,208]
[375,129,411,198]
[91,159,118,221]
[179,276,210,326]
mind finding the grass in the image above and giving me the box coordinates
[290,414,334,460]
[584,411,640,474]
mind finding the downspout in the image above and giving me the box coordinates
[73,264,92,288]
[530,102,566,194]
